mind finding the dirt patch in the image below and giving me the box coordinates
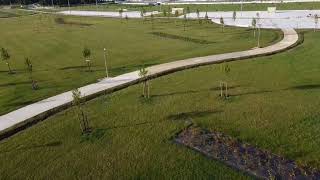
[175,127,320,179]
[151,32,215,44]
[55,17,92,26]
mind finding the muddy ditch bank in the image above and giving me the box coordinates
[174,127,320,179]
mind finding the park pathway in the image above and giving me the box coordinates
[0,28,299,140]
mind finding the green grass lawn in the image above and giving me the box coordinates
[0,13,280,115]
[0,29,319,179]
[53,2,320,12]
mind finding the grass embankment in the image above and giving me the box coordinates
[0,9,35,18]
[54,2,320,12]
[0,13,280,115]
[1,30,320,179]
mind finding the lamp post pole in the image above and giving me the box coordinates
[67,0,70,12]
[103,48,109,78]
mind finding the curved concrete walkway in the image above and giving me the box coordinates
[0,28,299,140]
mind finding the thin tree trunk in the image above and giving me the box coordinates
[145,81,148,98]
[142,82,145,97]
[82,110,89,133]
[30,71,33,82]
[225,82,228,97]
[7,62,12,74]
[143,81,147,98]
[220,82,223,97]
[81,110,86,132]
[76,108,84,132]
[84,113,89,132]
[147,81,150,98]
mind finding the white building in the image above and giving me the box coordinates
[171,8,184,14]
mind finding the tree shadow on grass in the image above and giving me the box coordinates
[151,90,199,98]
[6,100,38,108]
[111,62,159,75]
[0,141,62,153]
[0,81,31,87]
[80,128,108,142]
[289,84,320,90]
[59,65,99,70]
[167,110,223,121]
[151,85,242,98]
[230,90,274,97]
[210,85,242,91]
[102,119,169,131]
[59,65,87,70]
[0,80,46,88]
[221,83,320,97]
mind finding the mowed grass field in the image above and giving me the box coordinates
[0,9,34,18]
[0,13,280,115]
[0,28,320,178]
[55,2,320,12]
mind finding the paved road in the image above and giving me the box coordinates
[0,28,299,140]
[124,0,320,5]
[59,10,159,18]
[60,10,320,29]
[188,10,320,29]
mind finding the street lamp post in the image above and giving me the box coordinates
[67,0,70,12]
[103,48,109,78]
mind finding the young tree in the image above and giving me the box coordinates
[186,6,191,17]
[141,8,146,23]
[25,57,38,90]
[256,12,260,23]
[174,10,179,17]
[82,47,92,71]
[139,66,150,98]
[196,9,200,19]
[252,18,257,37]
[204,11,209,23]
[315,14,319,32]
[219,62,231,98]
[119,8,123,18]
[233,11,237,21]
[0,47,12,74]
[140,9,144,19]
[163,9,167,17]
[257,24,261,48]
[72,89,91,134]
[150,13,155,31]
[140,8,146,17]
[220,17,225,32]
[224,63,231,97]
[125,14,129,24]
[183,14,187,31]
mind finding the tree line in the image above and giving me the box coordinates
[0,0,106,6]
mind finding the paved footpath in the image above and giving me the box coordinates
[0,28,299,140]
